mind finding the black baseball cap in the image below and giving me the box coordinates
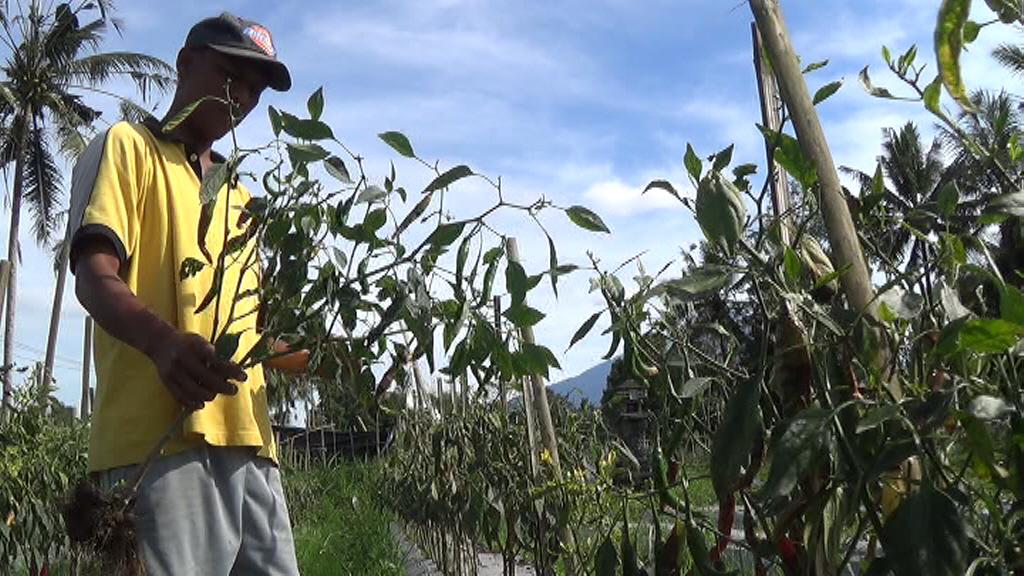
[185,12,291,92]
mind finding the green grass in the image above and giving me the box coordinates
[283,461,403,576]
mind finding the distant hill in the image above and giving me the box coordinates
[550,359,614,406]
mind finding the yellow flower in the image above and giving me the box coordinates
[540,448,553,466]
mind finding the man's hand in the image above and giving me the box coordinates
[148,331,247,410]
[74,236,246,410]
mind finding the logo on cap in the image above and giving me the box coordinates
[244,25,276,57]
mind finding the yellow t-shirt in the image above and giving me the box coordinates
[68,120,276,472]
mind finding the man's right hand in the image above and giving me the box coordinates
[147,330,246,411]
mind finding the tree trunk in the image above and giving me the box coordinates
[2,146,26,410]
[42,235,71,390]
[748,0,897,400]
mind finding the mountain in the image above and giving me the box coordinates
[550,359,613,406]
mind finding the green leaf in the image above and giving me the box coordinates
[200,161,230,205]
[712,144,734,172]
[214,332,241,361]
[882,46,893,66]
[661,265,733,299]
[427,222,465,248]
[880,486,967,576]
[179,257,206,281]
[960,319,1024,354]
[857,404,901,433]
[923,75,943,115]
[163,96,216,132]
[324,156,353,183]
[567,311,602,352]
[506,261,529,307]
[684,143,702,181]
[963,20,981,43]
[761,408,832,499]
[1001,284,1024,326]
[396,194,433,236]
[547,234,559,297]
[455,235,472,294]
[643,180,682,203]
[595,536,619,576]
[758,125,818,189]
[307,87,325,121]
[937,183,959,217]
[364,208,387,233]
[483,247,504,265]
[783,246,803,288]
[379,131,415,158]
[504,303,545,328]
[710,379,762,499]
[935,0,975,111]
[566,205,610,233]
[268,105,283,136]
[356,185,388,204]
[424,165,474,193]
[803,59,829,73]
[287,142,330,165]
[812,80,843,105]
[680,377,714,399]
[280,111,334,140]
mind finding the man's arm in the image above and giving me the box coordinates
[74,237,245,410]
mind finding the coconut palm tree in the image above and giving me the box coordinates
[0,0,174,409]
[841,122,948,281]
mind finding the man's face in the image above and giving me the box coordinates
[177,47,271,140]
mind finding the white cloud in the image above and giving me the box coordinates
[584,178,684,217]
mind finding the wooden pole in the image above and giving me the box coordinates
[493,296,508,415]
[748,0,896,401]
[505,237,576,572]
[0,259,10,408]
[752,22,793,247]
[80,316,93,420]
[504,238,564,477]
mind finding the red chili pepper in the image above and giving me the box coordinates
[777,536,800,574]
[710,493,736,561]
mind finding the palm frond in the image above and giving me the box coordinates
[23,117,63,246]
[117,97,156,124]
[995,43,1024,76]
[68,52,175,100]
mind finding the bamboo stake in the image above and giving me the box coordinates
[504,237,576,573]
[752,22,793,247]
[748,0,898,398]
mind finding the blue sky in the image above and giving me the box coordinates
[1,0,1016,409]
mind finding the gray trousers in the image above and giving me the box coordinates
[96,445,299,576]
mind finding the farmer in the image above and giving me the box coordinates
[68,13,301,575]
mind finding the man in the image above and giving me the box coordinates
[69,13,300,575]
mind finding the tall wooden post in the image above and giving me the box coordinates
[493,296,508,415]
[505,237,576,572]
[752,22,793,247]
[748,0,893,396]
[80,316,93,420]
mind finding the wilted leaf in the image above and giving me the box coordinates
[680,377,714,399]
[968,395,1014,421]
[935,0,975,111]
